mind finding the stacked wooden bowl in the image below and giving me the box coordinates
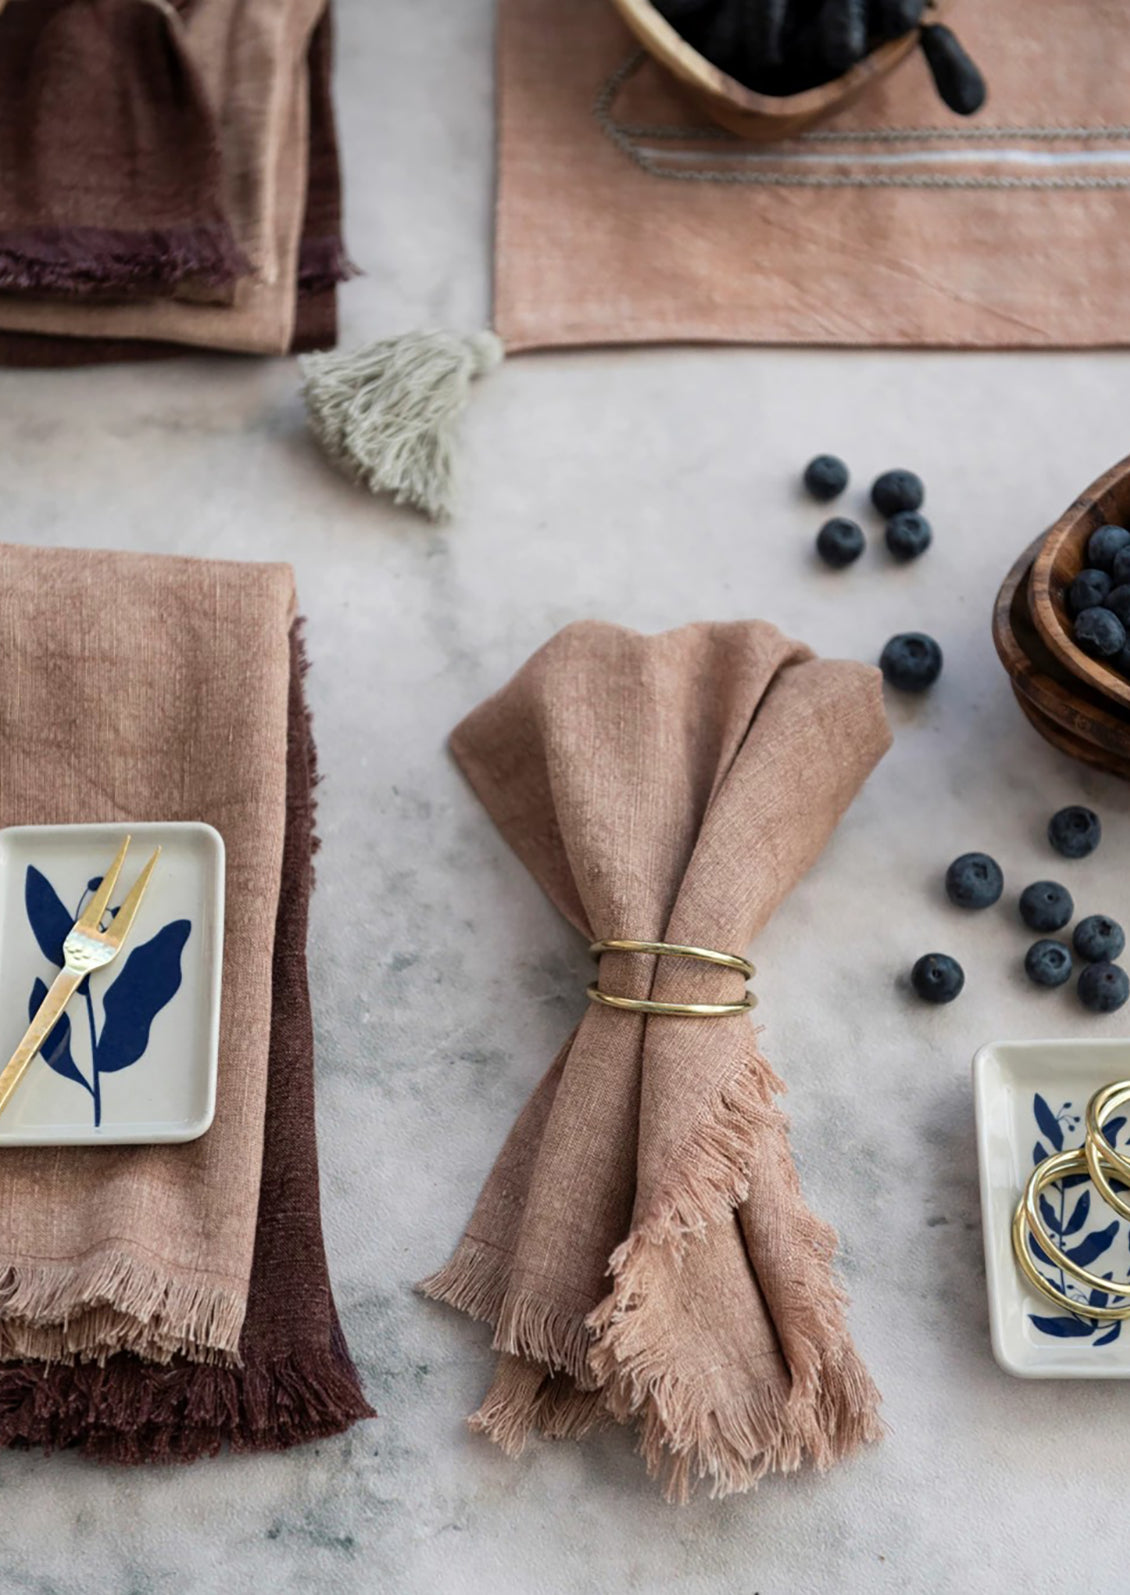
[993,454,1130,780]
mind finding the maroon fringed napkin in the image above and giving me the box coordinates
[0,627,373,1458]
[0,0,245,300]
[423,620,891,1501]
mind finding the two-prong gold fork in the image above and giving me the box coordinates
[0,835,161,1120]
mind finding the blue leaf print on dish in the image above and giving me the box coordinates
[22,864,191,1130]
[96,920,191,1074]
[1029,1314,1099,1337]
[1034,1093,1064,1151]
[25,866,73,968]
[27,977,89,1095]
[1027,1095,1129,1346]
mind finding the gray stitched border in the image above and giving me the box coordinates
[595,52,1130,190]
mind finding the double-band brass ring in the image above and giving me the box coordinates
[1012,1146,1130,1321]
[586,937,756,1018]
[1085,1080,1130,1220]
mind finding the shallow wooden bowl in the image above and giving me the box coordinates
[609,0,946,141]
[993,535,1130,776]
[1029,452,1130,714]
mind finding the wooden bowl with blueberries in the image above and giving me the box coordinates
[611,0,986,143]
[1029,453,1130,717]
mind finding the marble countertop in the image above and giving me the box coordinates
[2,1,1130,1590]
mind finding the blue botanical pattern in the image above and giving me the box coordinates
[25,865,190,1129]
[1027,1092,1128,1345]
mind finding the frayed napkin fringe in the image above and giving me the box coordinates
[0,224,249,296]
[0,1255,245,1366]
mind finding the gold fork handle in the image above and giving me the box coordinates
[0,969,83,1120]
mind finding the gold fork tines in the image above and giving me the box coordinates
[0,835,161,1120]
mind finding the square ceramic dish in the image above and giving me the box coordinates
[974,1037,1130,1378]
[0,823,224,1145]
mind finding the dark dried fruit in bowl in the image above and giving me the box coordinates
[1068,569,1113,616]
[1086,523,1130,573]
[919,24,987,116]
[1074,606,1126,660]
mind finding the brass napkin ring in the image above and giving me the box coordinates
[586,938,756,1018]
[1012,1077,1130,1321]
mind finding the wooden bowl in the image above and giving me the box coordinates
[1029,452,1130,714]
[993,535,1130,775]
[609,0,946,142]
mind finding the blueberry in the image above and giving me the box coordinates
[945,851,1004,909]
[911,952,964,1004]
[1048,805,1101,859]
[885,511,932,561]
[1086,524,1130,573]
[1078,961,1130,1014]
[1025,939,1073,988]
[803,455,849,502]
[1018,880,1073,933]
[1113,545,1130,587]
[1074,606,1126,659]
[871,469,924,517]
[1104,585,1130,628]
[1073,914,1126,963]
[880,632,942,692]
[816,517,865,568]
[1068,568,1113,616]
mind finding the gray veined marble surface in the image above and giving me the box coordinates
[2,1,1130,1591]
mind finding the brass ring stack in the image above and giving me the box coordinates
[586,938,757,1018]
[1012,1077,1130,1321]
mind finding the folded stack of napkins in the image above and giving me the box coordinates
[0,543,372,1459]
[0,0,348,366]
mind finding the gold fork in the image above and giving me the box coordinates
[0,835,160,1120]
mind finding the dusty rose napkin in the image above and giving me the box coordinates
[0,0,246,300]
[0,628,375,1459]
[0,542,295,1366]
[423,620,891,1500]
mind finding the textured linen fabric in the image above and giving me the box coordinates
[0,0,326,354]
[496,0,1130,351]
[0,543,295,1365]
[0,7,347,367]
[423,620,892,1501]
[0,0,246,300]
[0,629,376,1460]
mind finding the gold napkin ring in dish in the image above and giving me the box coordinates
[586,938,756,1018]
[1085,1080,1130,1220]
[1012,1146,1130,1321]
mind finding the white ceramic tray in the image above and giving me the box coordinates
[0,823,224,1145]
[974,1037,1130,1378]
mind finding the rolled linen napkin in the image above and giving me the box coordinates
[0,628,375,1458]
[0,0,246,300]
[422,619,891,1501]
[0,542,294,1365]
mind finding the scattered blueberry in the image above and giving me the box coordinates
[1068,568,1113,616]
[880,632,943,692]
[872,469,925,517]
[911,952,965,1003]
[1025,939,1073,988]
[1073,914,1126,964]
[1078,961,1130,1014]
[816,517,865,568]
[1113,545,1130,587]
[1018,880,1073,933]
[1074,606,1126,659]
[885,511,932,561]
[803,455,849,502]
[945,852,1004,909]
[1104,585,1130,628]
[1086,523,1130,573]
[1049,805,1101,859]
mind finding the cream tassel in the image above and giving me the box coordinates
[299,329,504,521]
